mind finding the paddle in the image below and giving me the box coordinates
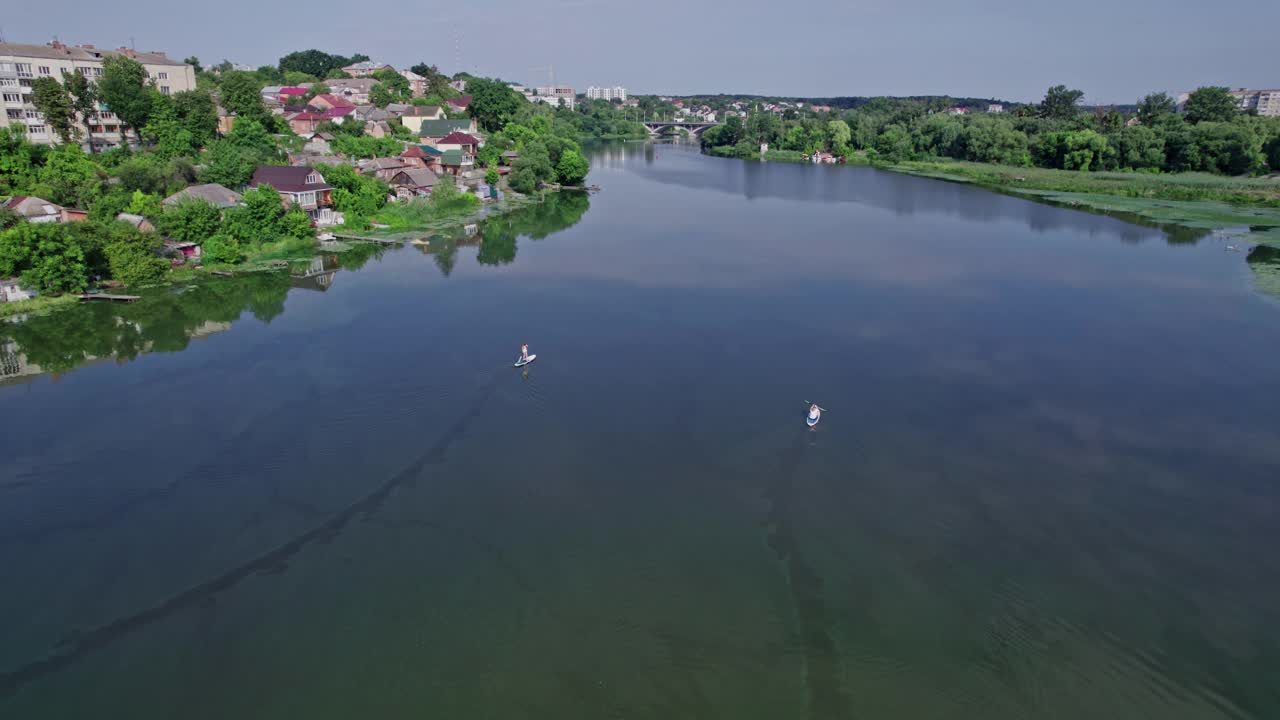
[804,401,827,412]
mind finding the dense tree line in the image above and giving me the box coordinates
[701,86,1280,176]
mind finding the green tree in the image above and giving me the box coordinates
[142,93,197,159]
[37,144,102,208]
[157,198,223,244]
[1035,129,1113,171]
[218,71,269,123]
[1038,85,1084,120]
[184,56,203,73]
[369,83,397,109]
[555,148,589,185]
[485,167,500,187]
[279,206,315,240]
[1266,134,1280,173]
[201,233,244,264]
[1110,125,1166,170]
[467,77,523,133]
[959,115,1030,165]
[826,119,852,154]
[1182,87,1239,124]
[224,186,286,244]
[98,55,153,144]
[372,68,410,99]
[874,124,914,161]
[278,50,348,79]
[0,222,90,293]
[106,238,169,286]
[171,89,219,147]
[62,70,99,152]
[30,76,77,144]
[1190,121,1264,174]
[283,71,317,86]
[124,189,164,219]
[1136,92,1175,126]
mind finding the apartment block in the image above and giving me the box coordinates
[586,85,628,102]
[0,41,196,149]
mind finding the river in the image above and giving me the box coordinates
[3,142,1279,718]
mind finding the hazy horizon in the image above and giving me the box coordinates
[5,0,1278,104]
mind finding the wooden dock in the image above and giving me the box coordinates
[332,234,404,245]
[79,293,141,303]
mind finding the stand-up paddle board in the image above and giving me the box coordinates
[514,354,537,368]
[806,406,821,427]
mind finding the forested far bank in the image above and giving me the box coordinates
[700,86,1280,187]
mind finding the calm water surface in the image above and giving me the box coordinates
[3,143,1280,718]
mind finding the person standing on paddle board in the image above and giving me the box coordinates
[520,342,530,362]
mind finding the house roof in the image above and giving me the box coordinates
[0,41,188,66]
[249,166,331,193]
[326,78,378,92]
[439,131,480,145]
[391,168,438,188]
[314,94,355,108]
[2,195,62,218]
[116,212,149,228]
[400,146,429,157]
[385,103,412,114]
[321,107,355,118]
[279,87,308,96]
[163,183,243,208]
[441,149,465,165]
[343,61,393,73]
[502,151,519,158]
[447,95,472,108]
[417,119,473,137]
[400,70,425,81]
[405,105,443,117]
[417,145,444,156]
[364,157,408,170]
[288,112,326,121]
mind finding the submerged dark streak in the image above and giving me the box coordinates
[0,383,494,699]
[765,431,851,720]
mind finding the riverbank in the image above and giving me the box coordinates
[0,294,79,320]
[885,159,1280,246]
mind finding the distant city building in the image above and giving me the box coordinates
[450,79,467,93]
[342,61,394,77]
[1229,88,1280,117]
[987,103,1005,113]
[586,85,627,102]
[1176,88,1280,117]
[0,41,195,149]
[529,85,576,110]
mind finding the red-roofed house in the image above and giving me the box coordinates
[436,131,480,154]
[447,95,472,111]
[278,87,308,100]
[309,94,356,111]
[320,106,355,122]
[286,111,328,135]
[399,145,431,169]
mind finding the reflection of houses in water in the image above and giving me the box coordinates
[290,255,340,292]
[0,338,41,384]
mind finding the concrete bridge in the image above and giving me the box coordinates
[642,121,720,138]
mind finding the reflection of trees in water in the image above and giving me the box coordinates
[1247,245,1280,302]
[0,274,292,376]
[414,191,591,272]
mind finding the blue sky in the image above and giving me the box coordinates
[7,0,1278,103]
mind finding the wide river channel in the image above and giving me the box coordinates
[3,142,1280,718]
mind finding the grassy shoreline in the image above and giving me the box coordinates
[0,293,80,320]
[883,159,1280,246]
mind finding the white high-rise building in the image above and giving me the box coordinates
[586,85,627,102]
[529,86,576,110]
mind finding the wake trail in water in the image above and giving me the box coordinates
[764,428,852,720]
[0,380,496,700]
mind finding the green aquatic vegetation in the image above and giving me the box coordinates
[0,293,79,319]
[887,159,1280,246]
